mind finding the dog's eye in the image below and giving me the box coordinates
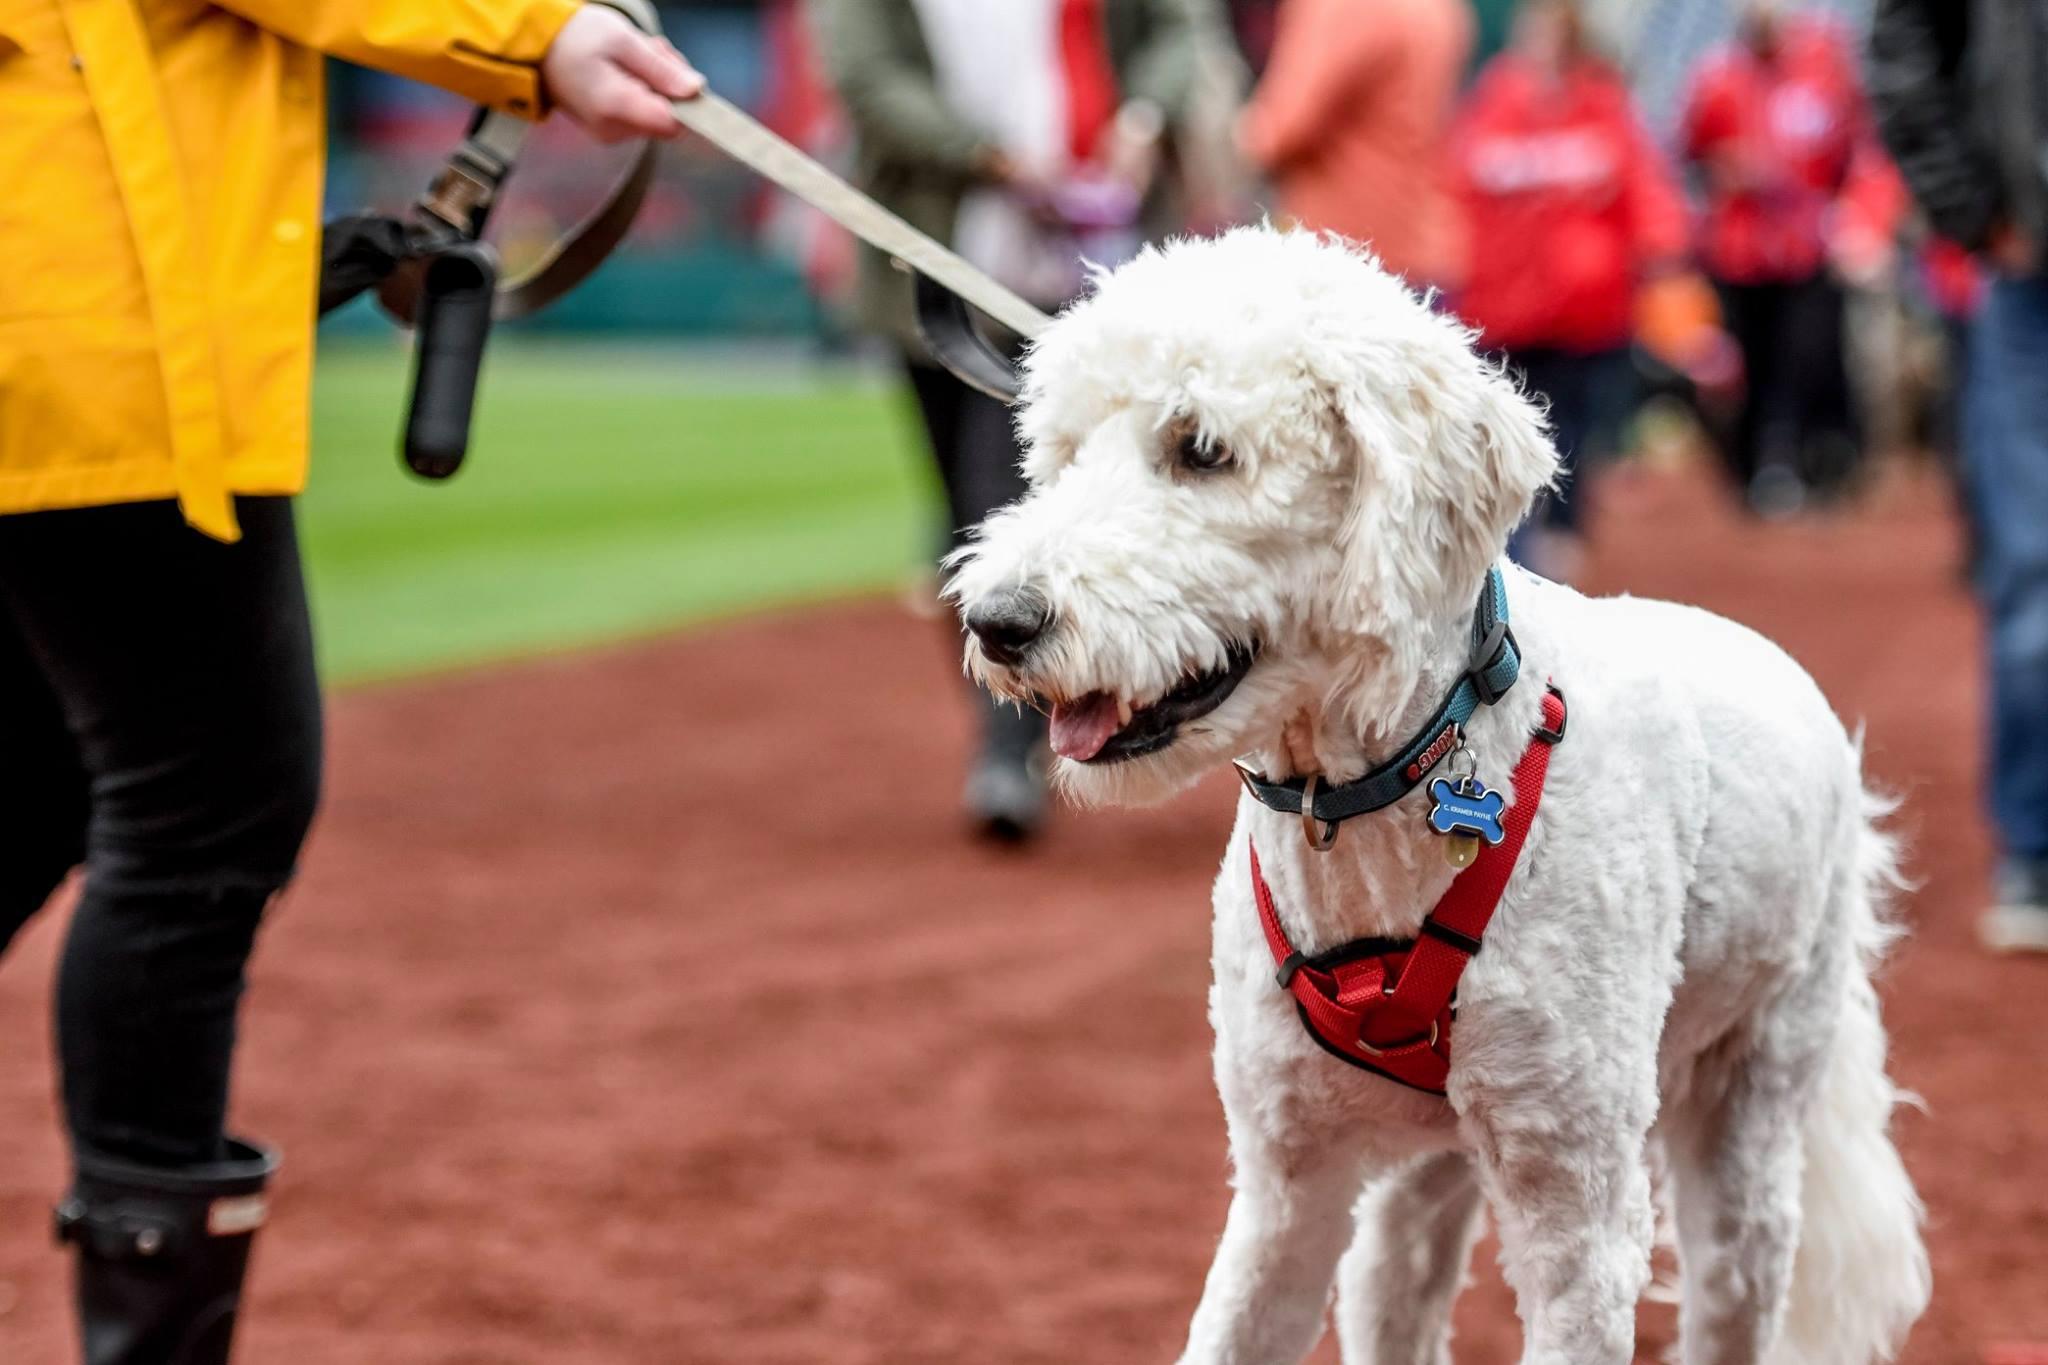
[1174,428,1233,473]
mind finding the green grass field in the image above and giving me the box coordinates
[303,342,934,684]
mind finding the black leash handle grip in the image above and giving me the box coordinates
[402,242,499,480]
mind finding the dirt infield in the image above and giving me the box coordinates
[3,461,2046,1364]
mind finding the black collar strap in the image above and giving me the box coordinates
[1234,566,1520,830]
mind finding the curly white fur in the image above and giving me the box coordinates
[948,228,1929,1365]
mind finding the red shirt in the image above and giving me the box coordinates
[1680,18,1873,285]
[1448,53,1687,353]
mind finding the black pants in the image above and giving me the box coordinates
[1715,274,1860,495]
[1500,345,1633,538]
[0,498,321,1168]
[902,359,1044,768]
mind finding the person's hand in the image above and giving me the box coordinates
[975,145,1063,223]
[1828,223,1895,290]
[1100,100,1165,199]
[1635,268,1718,367]
[541,5,703,143]
[1232,110,1263,169]
[1990,221,2039,276]
[974,145,1022,187]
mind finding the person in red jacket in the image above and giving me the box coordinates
[1681,0,1889,514]
[1448,0,1689,580]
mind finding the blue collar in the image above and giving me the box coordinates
[1234,566,1521,837]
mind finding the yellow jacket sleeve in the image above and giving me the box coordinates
[209,0,584,116]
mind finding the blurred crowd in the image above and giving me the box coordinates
[330,1,1958,560]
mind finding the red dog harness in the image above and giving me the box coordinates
[1251,686,1567,1095]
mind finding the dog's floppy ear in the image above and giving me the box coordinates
[1326,345,1558,643]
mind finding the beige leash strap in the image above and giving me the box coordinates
[669,93,1052,342]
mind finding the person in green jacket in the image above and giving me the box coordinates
[810,0,1220,841]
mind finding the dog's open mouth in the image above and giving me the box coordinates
[1047,644,1258,764]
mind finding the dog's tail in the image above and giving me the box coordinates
[1771,785,1930,1365]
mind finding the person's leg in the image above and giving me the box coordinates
[1961,275,2048,951]
[0,606,90,955]
[1539,350,1595,534]
[952,381,1049,837]
[1788,272,1861,498]
[948,381,1032,550]
[0,497,321,1361]
[1744,280,1810,514]
[1713,280,1769,492]
[1507,348,1591,581]
[900,357,1048,838]
[1941,313,1984,581]
[1550,345,1639,569]
[1581,345,1639,457]
[901,356,971,554]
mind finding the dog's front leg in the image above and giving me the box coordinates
[1177,1110,1381,1365]
[1333,1151,1485,1365]
[1462,1080,1657,1365]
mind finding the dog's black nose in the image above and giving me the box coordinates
[966,587,1052,666]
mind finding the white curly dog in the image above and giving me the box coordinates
[947,229,1929,1365]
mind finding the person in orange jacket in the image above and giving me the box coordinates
[1237,0,1473,287]
[1447,0,1691,580]
[0,5,696,1359]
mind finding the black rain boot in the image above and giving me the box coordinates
[964,691,1047,843]
[55,1138,279,1365]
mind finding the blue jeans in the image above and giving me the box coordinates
[1965,273,2048,865]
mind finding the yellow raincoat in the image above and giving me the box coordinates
[0,0,581,541]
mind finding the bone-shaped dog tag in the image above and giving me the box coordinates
[1427,754,1507,875]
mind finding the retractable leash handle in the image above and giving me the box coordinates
[383,0,659,479]
[381,104,520,480]
[402,242,499,478]
[316,0,664,480]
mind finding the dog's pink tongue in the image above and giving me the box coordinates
[1050,692,1124,761]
